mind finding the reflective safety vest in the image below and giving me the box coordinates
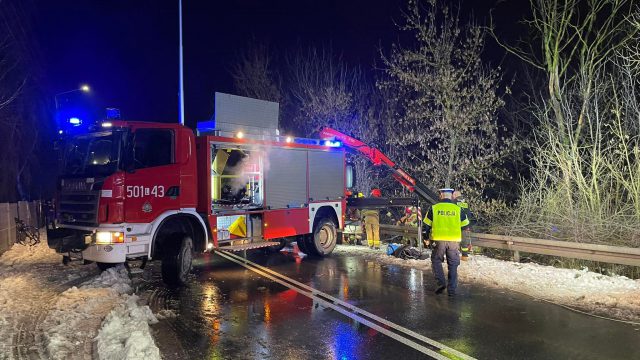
[456,199,473,225]
[423,202,469,241]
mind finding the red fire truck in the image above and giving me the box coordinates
[48,94,350,285]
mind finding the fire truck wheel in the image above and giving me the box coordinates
[161,235,193,287]
[308,218,338,256]
[96,262,119,271]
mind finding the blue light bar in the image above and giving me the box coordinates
[324,140,342,147]
[69,117,82,126]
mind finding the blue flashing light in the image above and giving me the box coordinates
[69,117,82,126]
[196,120,216,134]
[294,138,320,145]
[324,140,342,147]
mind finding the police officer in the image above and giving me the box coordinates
[423,188,470,296]
[453,190,474,260]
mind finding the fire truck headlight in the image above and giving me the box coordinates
[96,231,124,244]
[236,131,244,139]
[207,243,214,251]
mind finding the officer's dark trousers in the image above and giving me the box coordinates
[431,241,461,292]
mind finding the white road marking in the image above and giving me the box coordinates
[217,250,476,360]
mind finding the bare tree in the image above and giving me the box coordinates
[494,0,640,246]
[231,41,283,104]
[286,46,385,193]
[492,0,637,145]
[0,0,52,202]
[378,0,510,201]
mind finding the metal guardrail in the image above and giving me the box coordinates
[379,224,640,267]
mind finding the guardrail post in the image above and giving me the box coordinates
[513,250,520,262]
[417,198,423,253]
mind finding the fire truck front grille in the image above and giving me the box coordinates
[58,191,100,227]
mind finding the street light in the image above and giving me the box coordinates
[54,84,91,110]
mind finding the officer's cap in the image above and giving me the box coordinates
[438,188,455,193]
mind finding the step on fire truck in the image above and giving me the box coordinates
[48,93,350,285]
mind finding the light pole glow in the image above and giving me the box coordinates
[178,0,185,126]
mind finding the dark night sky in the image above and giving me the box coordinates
[34,0,528,128]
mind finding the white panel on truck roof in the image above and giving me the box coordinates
[214,93,279,135]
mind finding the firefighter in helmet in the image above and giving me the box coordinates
[453,190,474,260]
[423,188,470,296]
[397,206,420,246]
[362,188,382,249]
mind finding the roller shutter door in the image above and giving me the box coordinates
[308,150,344,201]
[264,148,308,209]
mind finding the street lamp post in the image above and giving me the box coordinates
[54,85,90,132]
[178,0,185,126]
[54,85,90,111]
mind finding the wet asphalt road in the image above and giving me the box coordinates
[137,248,640,360]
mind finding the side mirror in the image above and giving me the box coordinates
[346,163,355,189]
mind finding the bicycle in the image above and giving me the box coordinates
[15,217,41,246]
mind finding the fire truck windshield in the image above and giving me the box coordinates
[62,131,123,176]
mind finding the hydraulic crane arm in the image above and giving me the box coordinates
[319,127,439,205]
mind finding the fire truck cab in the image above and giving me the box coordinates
[48,94,347,286]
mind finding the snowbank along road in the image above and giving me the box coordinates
[0,236,159,360]
[334,245,640,323]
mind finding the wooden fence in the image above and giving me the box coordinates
[379,224,640,267]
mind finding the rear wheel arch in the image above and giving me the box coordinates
[312,206,339,230]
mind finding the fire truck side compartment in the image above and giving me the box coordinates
[264,147,308,209]
[308,150,345,202]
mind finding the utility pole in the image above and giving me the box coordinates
[178,0,185,125]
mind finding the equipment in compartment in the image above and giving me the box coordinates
[211,146,263,211]
[215,214,262,243]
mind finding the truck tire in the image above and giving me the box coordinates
[96,262,118,272]
[161,234,193,287]
[306,217,338,257]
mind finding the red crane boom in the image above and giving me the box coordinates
[319,128,438,204]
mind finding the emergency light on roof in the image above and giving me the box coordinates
[69,117,81,125]
[324,140,342,147]
[101,122,112,128]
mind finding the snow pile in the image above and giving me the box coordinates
[0,240,95,358]
[40,266,161,360]
[334,245,640,321]
[95,294,160,360]
[0,241,160,360]
[38,267,134,359]
[155,309,178,320]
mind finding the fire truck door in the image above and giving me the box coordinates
[124,128,181,223]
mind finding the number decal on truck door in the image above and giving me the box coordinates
[126,185,165,198]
